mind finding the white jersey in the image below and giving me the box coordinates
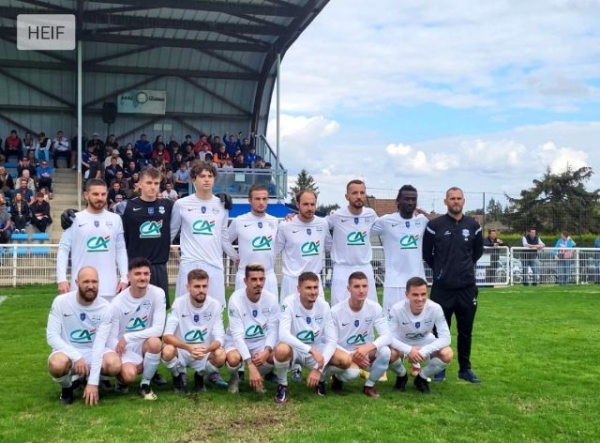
[388,298,451,357]
[46,291,115,385]
[279,294,336,365]
[56,209,128,298]
[331,298,390,351]
[371,213,427,287]
[164,295,225,347]
[228,212,278,273]
[275,216,332,277]
[170,194,238,268]
[226,288,279,361]
[110,284,167,345]
[328,207,378,266]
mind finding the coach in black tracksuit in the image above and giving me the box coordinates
[422,187,484,383]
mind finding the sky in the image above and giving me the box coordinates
[266,0,600,212]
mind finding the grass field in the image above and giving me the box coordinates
[1,284,599,443]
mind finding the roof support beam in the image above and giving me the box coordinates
[83,75,164,109]
[0,68,75,108]
[179,76,251,116]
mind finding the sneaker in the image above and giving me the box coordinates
[194,372,206,393]
[411,363,421,377]
[100,379,114,392]
[228,372,240,394]
[458,369,481,384]
[115,381,129,394]
[394,374,408,392]
[363,385,380,398]
[173,373,187,394]
[291,367,302,383]
[208,372,228,388]
[139,383,157,401]
[331,375,344,393]
[359,368,370,380]
[433,369,446,383]
[414,374,431,394]
[60,386,74,405]
[152,372,167,386]
[264,371,279,384]
[274,384,289,403]
[316,381,326,396]
[71,377,86,391]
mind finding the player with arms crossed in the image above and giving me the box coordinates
[388,276,453,394]
[46,267,121,405]
[323,271,391,398]
[228,184,279,296]
[161,269,227,393]
[110,258,166,400]
[224,263,279,394]
[328,180,379,306]
[57,178,128,300]
[170,161,238,306]
[272,272,337,403]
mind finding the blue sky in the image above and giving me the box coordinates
[267,0,600,210]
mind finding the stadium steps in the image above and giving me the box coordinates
[48,168,80,243]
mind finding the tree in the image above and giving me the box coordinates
[317,203,340,215]
[505,165,600,234]
[486,197,504,222]
[288,169,319,206]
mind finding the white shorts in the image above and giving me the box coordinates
[383,287,406,315]
[331,263,377,307]
[176,261,225,306]
[176,348,211,373]
[235,270,279,299]
[121,340,144,366]
[48,348,114,366]
[224,336,267,356]
[280,274,324,303]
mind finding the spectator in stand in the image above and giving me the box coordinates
[0,166,15,199]
[153,135,164,151]
[35,132,52,162]
[124,159,140,179]
[11,192,30,233]
[484,229,504,283]
[15,178,34,205]
[17,157,37,178]
[87,132,106,160]
[161,181,178,201]
[127,172,140,194]
[224,132,241,157]
[210,135,222,153]
[245,146,258,168]
[26,150,38,168]
[240,136,254,156]
[180,134,194,157]
[18,170,36,192]
[109,193,125,212]
[554,231,576,286]
[0,193,14,243]
[36,160,54,198]
[167,135,180,158]
[81,144,96,177]
[173,163,190,197]
[154,156,171,178]
[110,170,130,196]
[104,155,123,184]
[222,158,234,172]
[52,130,70,168]
[4,129,23,161]
[522,228,545,286]
[108,181,127,206]
[22,132,35,159]
[193,134,212,157]
[134,134,153,162]
[120,142,134,159]
[39,186,51,202]
[152,143,171,164]
[232,151,245,169]
[85,152,103,183]
[105,134,119,152]
[29,191,52,233]
[70,131,87,170]
[171,152,184,172]
[213,144,231,167]
[254,156,265,169]
[104,149,124,168]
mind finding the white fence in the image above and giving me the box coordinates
[1,245,598,288]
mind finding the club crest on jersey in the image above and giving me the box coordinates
[80,313,86,321]
[306,317,311,324]
[201,206,206,214]
[262,308,270,315]
[416,220,421,226]
[365,317,373,324]
[258,221,263,229]
[415,321,421,329]
[354,217,359,225]
[159,206,165,214]
[252,309,258,318]
[405,221,410,228]
[462,229,470,240]
[204,312,212,321]
[148,207,155,215]
[193,314,199,323]
[212,207,219,214]
[315,315,323,325]
[94,221,99,228]
[354,319,359,327]
[106,221,113,228]
[307,228,312,235]
[142,300,151,309]
[91,315,101,325]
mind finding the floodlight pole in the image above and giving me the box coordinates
[276,52,281,170]
[77,41,83,210]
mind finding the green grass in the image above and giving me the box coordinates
[1,284,599,443]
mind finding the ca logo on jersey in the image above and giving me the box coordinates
[252,235,273,251]
[184,328,208,343]
[300,241,320,257]
[86,236,110,252]
[346,231,367,246]
[192,220,215,235]
[399,234,419,249]
[296,330,319,343]
[139,220,163,238]
[70,329,95,343]
[405,332,426,340]
[126,315,148,331]
[346,332,368,346]
[245,324,266,339]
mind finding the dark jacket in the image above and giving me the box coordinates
[423,214,484,289]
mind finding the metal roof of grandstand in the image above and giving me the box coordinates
[0,0,329,138]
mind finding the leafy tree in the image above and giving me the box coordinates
[288,169,319,206]
[486,197,504,222]
[505,165,600,234]
[317,203,340,215]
